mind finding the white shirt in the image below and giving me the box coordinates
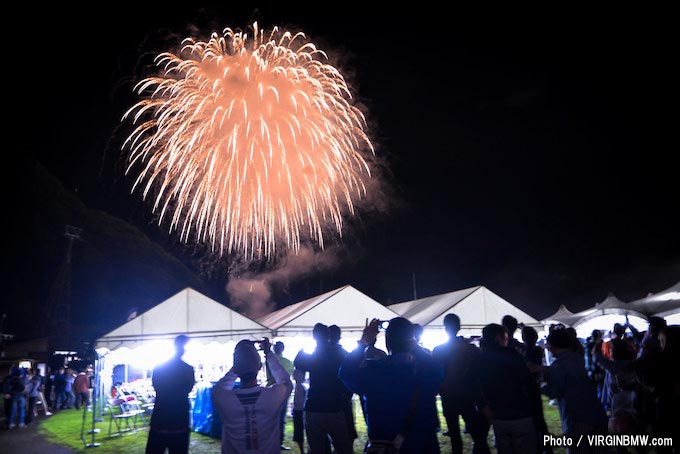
[212,352,293,454]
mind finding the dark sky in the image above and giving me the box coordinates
[8,5,679,340]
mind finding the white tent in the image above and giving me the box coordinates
[388,286,543,342]
[541,304,593,327]
[96,287,271,349]
[541,293,650,339]
[94,288,272,407]
[627,281,680,319]
[257,285,401,337]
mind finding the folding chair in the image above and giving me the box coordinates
[107,398,136,437]
[123,394,147,425]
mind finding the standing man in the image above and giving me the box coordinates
[73,369,90,410]
[146,335,196,454]
[432,314,489,454]
[212,338,293,454]
[53,367,67,410]
[468,323,540,454]
[266,341,295,450]
[25,368,44,424]
[502,315,525,356]
[294,323,353,454]
[340,318,444,454]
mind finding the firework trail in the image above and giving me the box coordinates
[123,23,374,258]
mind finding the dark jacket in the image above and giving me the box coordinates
[294,343,348,413]
[468,345,538,421]
[150,356,195,431]
[339,346,443,454]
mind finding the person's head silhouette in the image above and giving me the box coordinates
[501,315,518,336]
[444,313,461,338]
[312,323,330,345]
[174,335,190,357]
[385,317,415,354]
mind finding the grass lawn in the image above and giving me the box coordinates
[39,397,566,453]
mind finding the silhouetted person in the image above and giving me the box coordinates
[294,323,353,454]
[601,323,629,411]
[212,338,293,454]
[3,367,27,429]
[468,323,539,454]
[432,314,489,454]
[637,316,667,360]
[340,317,444,454]
[292,369,308,454]
[53,367,68,410]
[146,335,195,454]
[636,325,680,454]
[328,324,358,444]
[502,315,525,355]
[73,369,89,410]
[522,326,552,454]
[266,341,294,450]
[542,329,608,454]
[565,327,585,360]
[585,330,605,399]
[25,368,43,424]
[593,338,645,454]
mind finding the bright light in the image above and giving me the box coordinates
[663,312,680,325]
[420,328,449,351]
[574,314,648,339]
[128,341,175,369]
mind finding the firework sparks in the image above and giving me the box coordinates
[123,23,374,258]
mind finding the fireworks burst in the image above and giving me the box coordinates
[123,23,374,258]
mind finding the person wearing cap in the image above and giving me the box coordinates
[146,335,196,454]
[339,317,444,454]
[212,337,293,454]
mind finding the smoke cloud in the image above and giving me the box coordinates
[226,245,342,319]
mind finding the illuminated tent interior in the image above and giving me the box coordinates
[95,288,271,404]
[388,286,543,349]
[257,285,401,354]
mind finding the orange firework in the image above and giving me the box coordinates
[123,23,373,258]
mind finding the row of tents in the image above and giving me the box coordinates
[95,284,544,349]
[91,281,679,403]
[96,280,680,350]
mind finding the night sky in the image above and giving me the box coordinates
[6,5,679,344]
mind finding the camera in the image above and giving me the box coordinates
[378,320,390,331]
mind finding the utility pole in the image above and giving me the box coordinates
[44,225,83,352]
[412,272,418,300]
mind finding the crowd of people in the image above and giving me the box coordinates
[3,313,676,454]
[200,314,679,454]
[2,365,94,429]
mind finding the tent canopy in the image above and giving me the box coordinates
[257,285,400,336]
[389,286,542,333]
[541,282,680,331]
[96,288,271,349]
[627,281,680,318]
